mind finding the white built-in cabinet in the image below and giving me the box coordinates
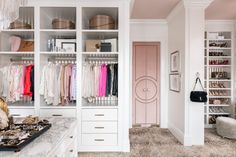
[0,0,130,152]
[204,21,235,127]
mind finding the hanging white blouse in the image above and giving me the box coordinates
[94,64,100,97]
[70,65,76,101]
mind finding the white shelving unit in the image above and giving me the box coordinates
[0,0,130,152]
[204,30,235,127]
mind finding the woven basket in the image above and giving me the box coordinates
[52,19,75,29]
[89,15,115,29]
[9,20,32,29]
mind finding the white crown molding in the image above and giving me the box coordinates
[206,20,235,24]
[130,19,167,24]
[183,0,214,8]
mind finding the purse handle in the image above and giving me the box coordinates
[193,77,205,91]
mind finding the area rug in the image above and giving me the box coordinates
[79,126,236,157]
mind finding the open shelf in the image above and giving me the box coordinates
[40,7,76,29]
[0,31,34,52]
[82,7,118,30]
[40,31,76,52]
[8,102,34,107]
[0,52,34,55]
[209,113,230,115]
[204,31,234,128]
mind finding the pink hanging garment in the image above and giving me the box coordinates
[9,36,21,52]
[98,64,107,97]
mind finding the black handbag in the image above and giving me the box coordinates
[190,77,207,103]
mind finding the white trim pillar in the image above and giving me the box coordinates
[183,0,213,146]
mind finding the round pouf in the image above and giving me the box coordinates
[216,117,236,139]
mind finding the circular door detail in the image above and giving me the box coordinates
[135,78,157,102]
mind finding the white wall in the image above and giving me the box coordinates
[130,19,169,128]
[167,1,207,146]
[167,2,186,142]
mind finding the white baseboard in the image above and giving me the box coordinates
[122,140,130,152]
[168,123,192,146]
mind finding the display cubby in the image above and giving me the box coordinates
[204,31,235,127]
[40,7,76,30]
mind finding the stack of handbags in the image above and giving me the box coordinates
[89,15,115,29]
[9,36,34,52]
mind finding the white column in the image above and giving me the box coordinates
[183,0,213,146]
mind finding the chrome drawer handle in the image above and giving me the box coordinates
[11,114,21,117]
[94,114,104,117]
[52,114,63,117]
[94,127,104,129]
[94,139,104,142]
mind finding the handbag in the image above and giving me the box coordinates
[190,77,207,103]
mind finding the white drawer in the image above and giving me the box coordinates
[65,140,77,157]
[9,108,35,117]
[82,134,117,146]
[82,109,117,121]
[49,127,77,157]
[62,127,77,148]
[82,122,117,133]
[40,108,76,117]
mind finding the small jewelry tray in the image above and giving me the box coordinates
[0,121,51,152]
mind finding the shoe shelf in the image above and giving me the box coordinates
[209,113,230,115]
[204,31,234,127]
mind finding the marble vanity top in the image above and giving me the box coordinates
[0,117,77,157]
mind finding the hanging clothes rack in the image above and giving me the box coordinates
[85,54,118,63]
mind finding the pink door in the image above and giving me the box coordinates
[133,42,160,125]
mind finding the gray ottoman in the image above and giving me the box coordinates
[216,117,236,139]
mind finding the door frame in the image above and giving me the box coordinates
[132,42,161,126]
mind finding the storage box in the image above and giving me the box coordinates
[100,43,111,52]
[89,15,115,29]
[85,40,101,52]
[102,38,118,52]
[18,40,34,52]
[9,20,32,29]
[52,19,75,29]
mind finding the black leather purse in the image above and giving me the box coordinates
[190,77,207,103]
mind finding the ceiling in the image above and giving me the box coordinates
[131,0,236,20]
[206,0,236,20]
[131,0,180,19]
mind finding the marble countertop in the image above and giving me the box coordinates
[0,117,77,157]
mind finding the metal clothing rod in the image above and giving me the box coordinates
[85,57,118,61]
[48,57,76,62]
[10,58,34,62]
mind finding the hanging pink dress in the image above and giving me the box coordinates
[98,64,107,97]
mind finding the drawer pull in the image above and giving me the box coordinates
[12,114,21,117]
[70,149,73,152]
[94,114,104,117]
[94,139,104,142]
[70,136,73,138]
[94,127,104,129]
[52,114,63,117]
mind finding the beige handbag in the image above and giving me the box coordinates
[0,97,9,116]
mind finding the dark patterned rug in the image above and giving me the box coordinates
[79,127,236,157]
